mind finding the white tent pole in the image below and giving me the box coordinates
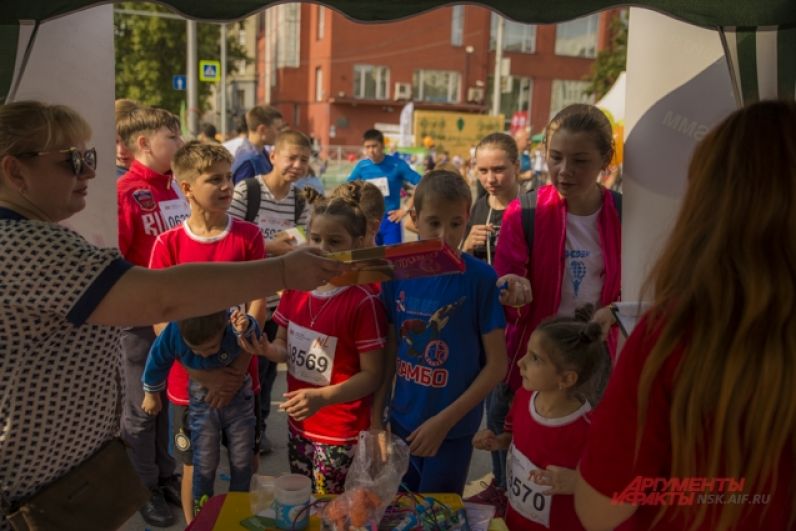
[220,23,227,137]
[492,14,504,116]
[187,19,198,137]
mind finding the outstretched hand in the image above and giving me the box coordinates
[280,247,350,291]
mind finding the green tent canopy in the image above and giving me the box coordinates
[3,0,796,28]
[2,0,795,104]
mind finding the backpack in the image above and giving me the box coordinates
[520,188,622,251]
[243,177,305,225]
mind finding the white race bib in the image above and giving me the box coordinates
[370,177,390,197]
[506,444,552,528]
[286,322,337,386]
[258,211,296,241]
[159,198,190,230]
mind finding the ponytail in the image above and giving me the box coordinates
[537,304,612,405]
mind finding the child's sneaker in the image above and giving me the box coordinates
[464,479,508,517]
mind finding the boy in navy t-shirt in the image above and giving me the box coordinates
[346,129,421,245]
[375,170,508,494]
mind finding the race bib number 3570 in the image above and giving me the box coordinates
[286,322,337,386]
[507,444,552,528]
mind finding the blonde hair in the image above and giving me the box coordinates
[172,141,232,182]
[0,101,91,160]
[639,100,796,530]
[115,99,140,138]
[122,106,180,153]
[273,129,312,152]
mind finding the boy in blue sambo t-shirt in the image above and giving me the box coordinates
[373,169,508,495]
[347,128,421,245]
[141,308,259,515]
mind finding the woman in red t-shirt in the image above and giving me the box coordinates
[575,101,796,531]
[473,305,611,530]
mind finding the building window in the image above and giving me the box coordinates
[550,80,593,118]
[490,13,536,54]
[317,6,325,40]
[451,6,464,46]
[353,65,390,100]
[555,15,599,57]
[276,4,300,68]
[413,70,461,103]
[490,76,534,118]
[315,67,324,102]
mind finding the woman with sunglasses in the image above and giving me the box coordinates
[0,101,345,529]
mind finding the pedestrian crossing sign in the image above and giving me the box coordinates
[199,60,221,82]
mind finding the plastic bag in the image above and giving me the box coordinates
[322,430,410,530]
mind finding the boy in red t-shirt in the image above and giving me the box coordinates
[117,106,187,527]
[148,141,267,523]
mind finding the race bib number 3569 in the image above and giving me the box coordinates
[286,322,337,386]
[506,444,552,527]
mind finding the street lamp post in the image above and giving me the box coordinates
[492,15,504,116]
[464,45,474,102]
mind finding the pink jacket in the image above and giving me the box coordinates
[494,184,622,391]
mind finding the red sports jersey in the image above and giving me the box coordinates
[272,285,387,445]
[148,216,265,405]
[579,316,795,531]
[118,160,190,267]
[504,389,591,531]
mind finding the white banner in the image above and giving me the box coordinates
[11,5,116,247]
[623,8,737,300]
[398,102,414,148]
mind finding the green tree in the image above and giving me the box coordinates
[585,12,627,100]
[114,2,249,116]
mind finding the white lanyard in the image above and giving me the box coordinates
[485,206,494,265]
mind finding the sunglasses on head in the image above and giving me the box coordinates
[16,147,97,176]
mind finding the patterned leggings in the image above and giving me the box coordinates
[288,427,355,495]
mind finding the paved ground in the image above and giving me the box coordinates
[122,364,492,530]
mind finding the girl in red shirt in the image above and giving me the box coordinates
[251,185,387,494]
[473,306,610,530]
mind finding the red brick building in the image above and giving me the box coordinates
[256,4,620,151]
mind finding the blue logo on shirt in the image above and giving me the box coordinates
[565,249,590,296]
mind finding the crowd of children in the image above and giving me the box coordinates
[116,100,625,530]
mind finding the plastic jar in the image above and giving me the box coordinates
[274,474,312,530]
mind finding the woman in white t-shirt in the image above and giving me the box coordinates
[494,103,622,401]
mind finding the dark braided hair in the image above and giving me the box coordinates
[536,304,612,405]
